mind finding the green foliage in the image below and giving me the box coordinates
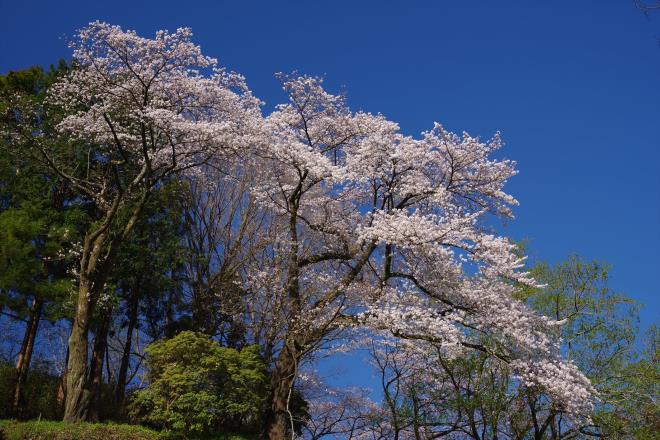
[593,325,660,439]
[112,182,187,340]
[528,256,639,381]
[0,64,87,321]
[520,255,655,437]
[0,192,81,314]
[0,362,61,420]
[130,332,269,436]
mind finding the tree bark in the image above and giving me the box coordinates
[63,278,95,422]
[115,289,139,404]
[88,307,112,421]
[11,296,44,414]
[266,342,299,440]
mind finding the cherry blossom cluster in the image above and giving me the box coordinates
[250,73,595,418]
[46,21,262,205]
[510,358,596,417]
[359,287,466,358]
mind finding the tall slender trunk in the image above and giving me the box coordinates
[191,281,205,333]
[63,278,95,422]
[411,387,423,440]
[164,289,175,339]
[56,347,69,409]
[115,289,139,404]
[266,342,299,440]
[12,296,44,414]
[88,307,112,421]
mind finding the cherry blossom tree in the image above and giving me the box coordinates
[35,21,595,435]
[246,74,594,439]
[41,22,261,421]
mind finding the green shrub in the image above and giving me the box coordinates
[129,331,269,436]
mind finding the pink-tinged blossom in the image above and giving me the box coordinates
[46,21,263,208]
[511,358,596,417]
[248,73,595,422]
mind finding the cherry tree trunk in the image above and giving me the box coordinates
[63,280,94,422]
[12,296,43,413]
[266,343,299,440]
[62,201,138,421]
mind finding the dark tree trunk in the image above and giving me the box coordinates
[88,307,112,421]
[266,342,299,440]
[411,387,422,440]
[164,289,175,339]
[115,289,139,404]
[12,296,43,414]
[191,283,205,333]
[56,347,68,410]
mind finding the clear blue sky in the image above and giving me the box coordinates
[2,0,658,389]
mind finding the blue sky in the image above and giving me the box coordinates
[2,0,659,390]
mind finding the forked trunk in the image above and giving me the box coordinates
[12,296,44,414]
[62,160,148,423]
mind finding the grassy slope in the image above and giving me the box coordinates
[0,420,252,440]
